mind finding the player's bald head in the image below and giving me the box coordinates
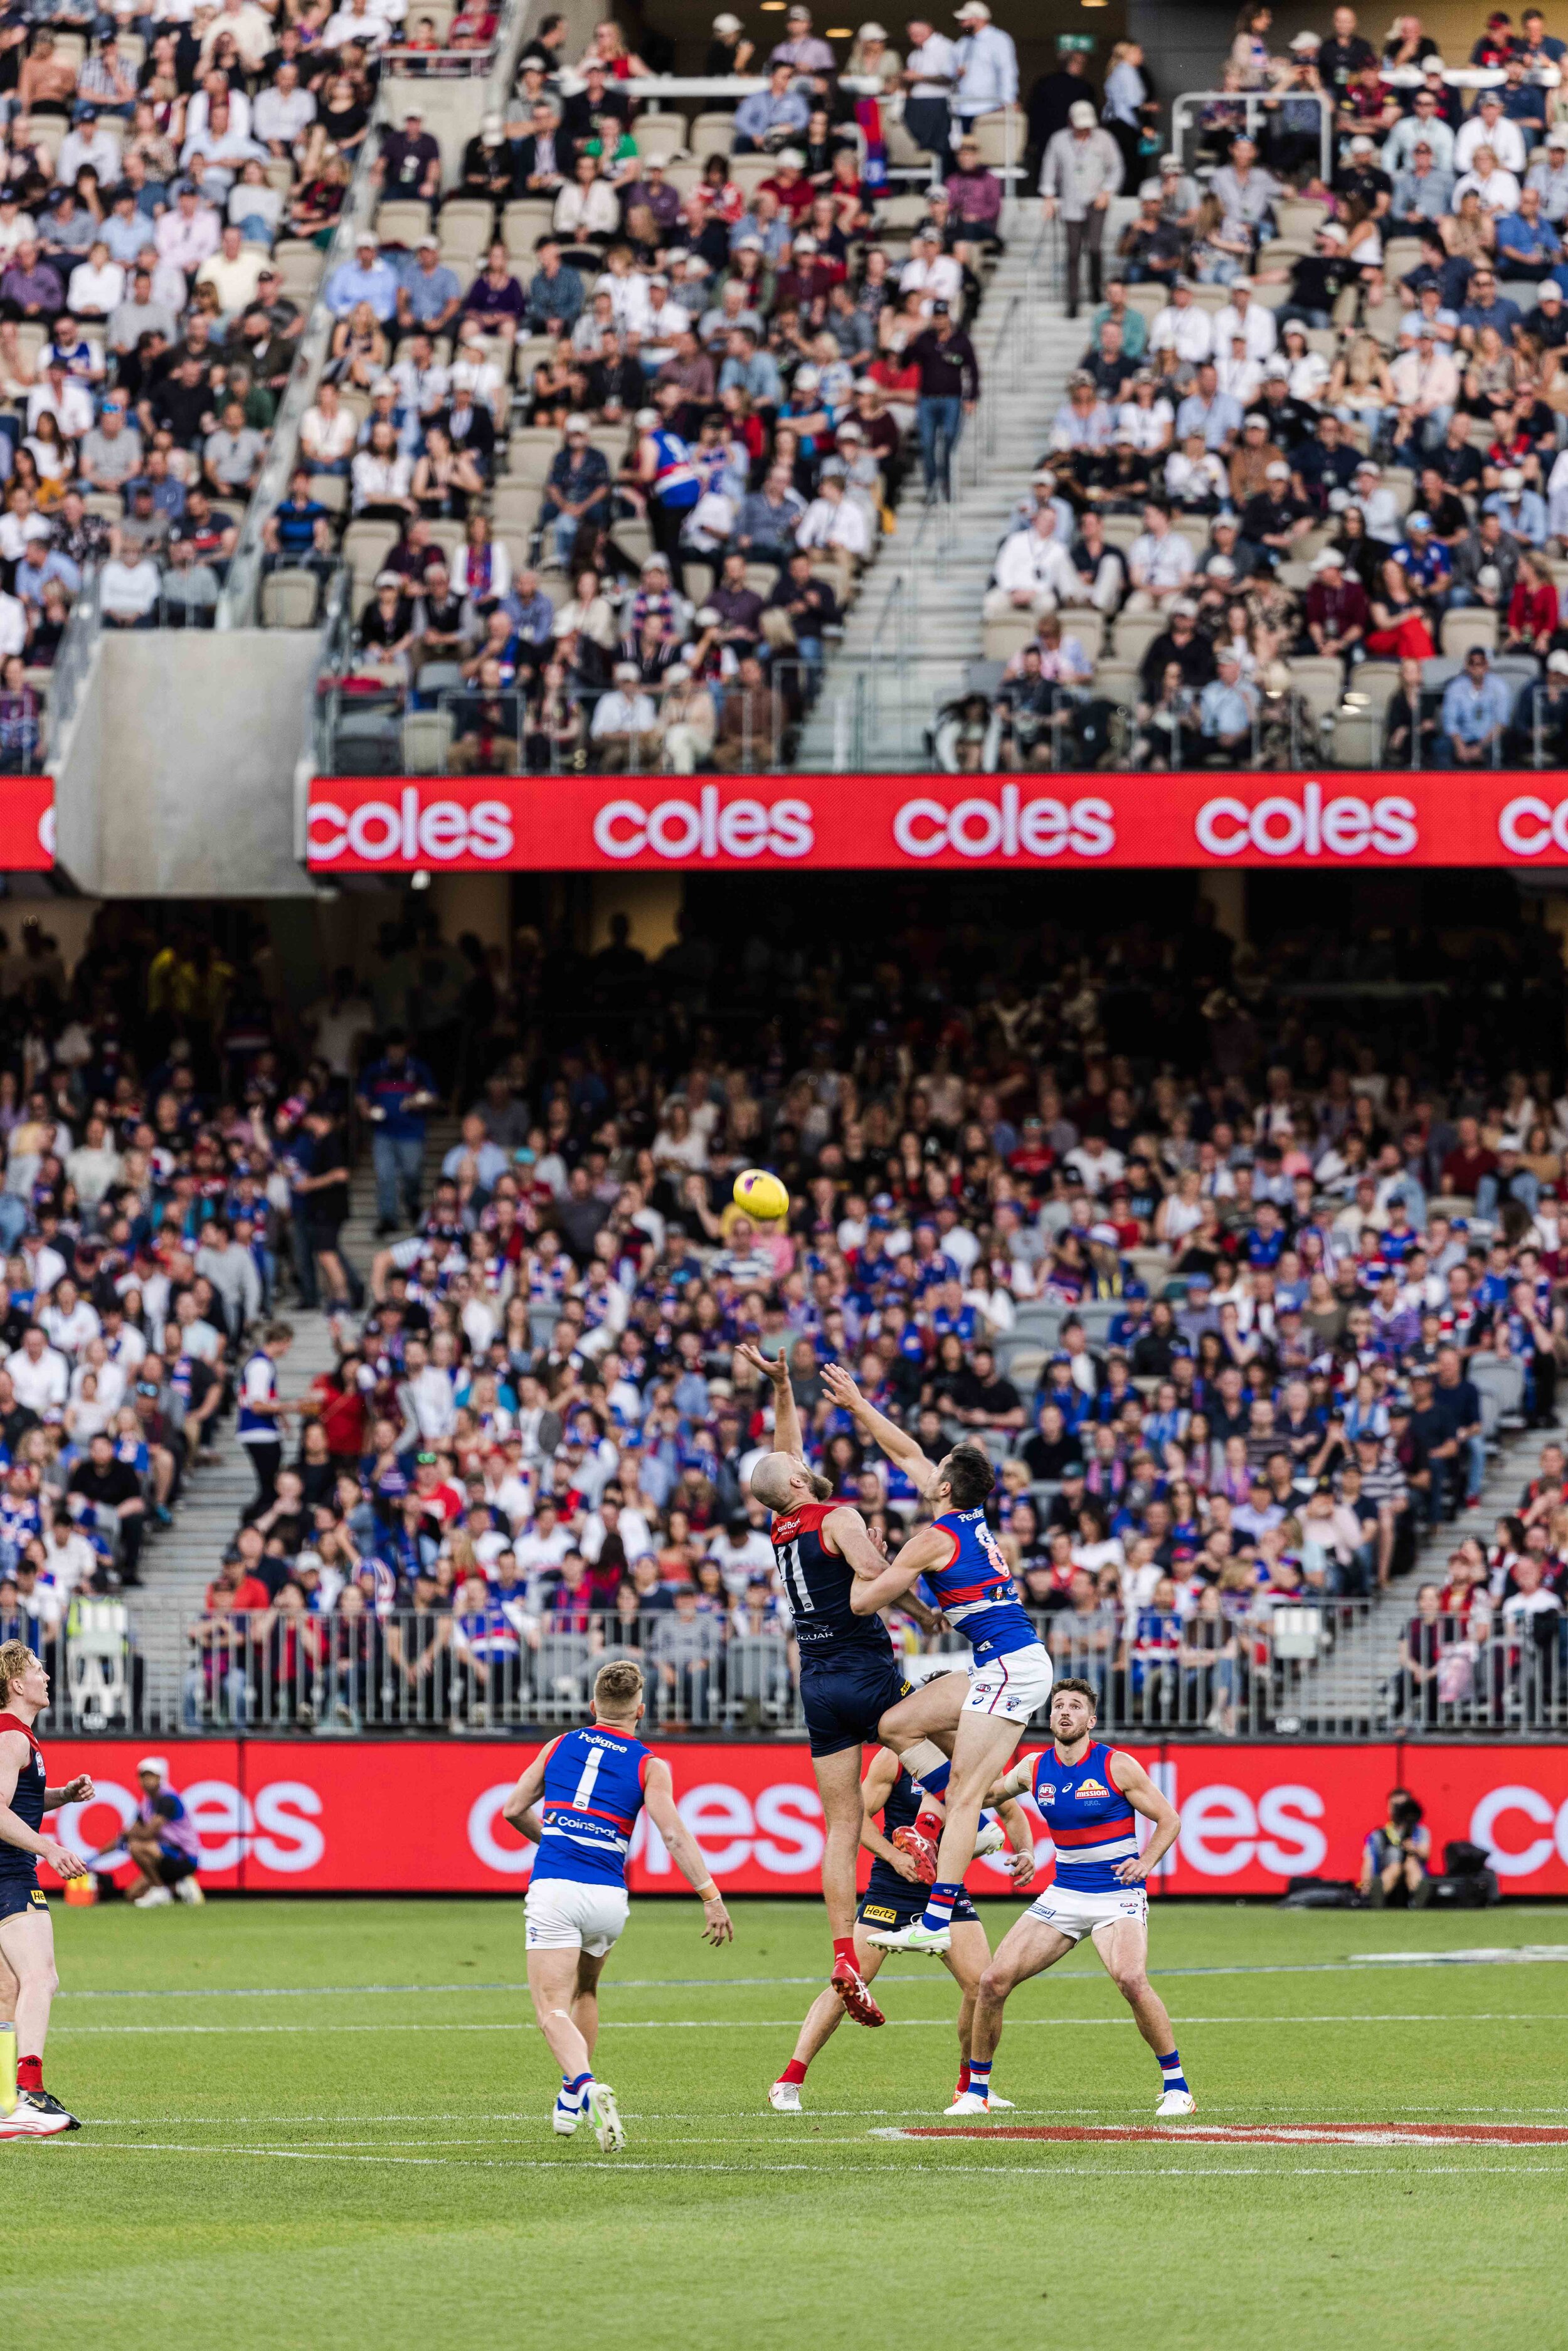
[750,1452,805,1510]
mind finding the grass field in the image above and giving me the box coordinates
[4,1894,1567,2348]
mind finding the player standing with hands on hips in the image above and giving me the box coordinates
[968,1677,1195,2118]
[0,1640,93,2136]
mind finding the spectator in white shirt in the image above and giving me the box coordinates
[1125,502,1195,611]
[66,242,125,319]
[0,592,24,664]
[100,553,163,627]
[985,508,1083,617]
[1211,285,1278,363]
[57,115,122,189]
[6,1329,68,1416]
[253,63,315,152]
[898,226,962,313]
[196,224,268,317]
[590,664,660,769]
[1150,281,1214,365]
[299,377,357,474]
[795,470,869,560]
[1455,97,1527,177]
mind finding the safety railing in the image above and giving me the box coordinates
[1170,86,1333,184]
[27,1595,1568,1742]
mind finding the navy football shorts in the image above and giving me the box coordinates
[0,1880,45,1922]
[857,1883,978,1931]
[799,1647,912,1759]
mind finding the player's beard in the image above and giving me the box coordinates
[808,1470,833,1500]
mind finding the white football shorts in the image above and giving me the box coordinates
[1027,1883,1148,1943]
[524,1879,630,1956]
[961,1641,1053,1723]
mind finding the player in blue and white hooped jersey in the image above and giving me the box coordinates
[502,1658,734,2152]
[968,1677,1196,2120]
[817,1364,1053,1958]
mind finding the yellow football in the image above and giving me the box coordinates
[733,1167,790,1223]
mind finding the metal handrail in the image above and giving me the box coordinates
[1170,85,1333,184]
[43,560,102,778]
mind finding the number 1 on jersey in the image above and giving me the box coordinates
[778,1538,813,1615]
[570,1746,605,1809]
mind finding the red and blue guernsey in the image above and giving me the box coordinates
[1030,1741,1140,1892]
[923,1508,1040,1664]
[532,1723,653,1889]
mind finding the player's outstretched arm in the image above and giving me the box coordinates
[642,1758,734,1945]
[1108,1751,1180,1882]
[0,1732,84,1879]
[820,1364,939,1487]
[847,1520,948,1615]
[737,1340,805,1463]
[501,1740,557,1844]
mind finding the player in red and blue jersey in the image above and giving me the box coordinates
[744,1345,946,2030]
[817,1363,1053,1957]
[0,1640,93,2136]
[502,1657,734,2152]
[967,1677,1195,2119]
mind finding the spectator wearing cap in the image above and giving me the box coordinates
[1513,646,1568,765]
[707,9,755,73]
[1198,648,1258,766]
[1304,544,1367,665]
[766,2,835,73]
[1212,282,1278,366]
[590,662,659,771]
[378,107,443,203]
[1254,217,1353,331]
[1525,127,1568,222]
[540,414,612,570]
[1241,457,1312,568]
[1387,326,1459,455]
[908,299,978,502]
[1456,90,1527,178]
[1439,645,1512,768]
[397,238,464,336]
[1265,35,1327,179]
[734,60,812,154]
[1115,190,1184,290]
[462,112,516,201]
[952,1,1019,131]
[946,136,1005,251]
[1483,465,1550,549]
[1149,278,1213,364]
[1226,409,1284,506]
[1389,138,1456,229]
[324,232,400,323]
[1039,100,1124,317]
[1389,506,1452,623]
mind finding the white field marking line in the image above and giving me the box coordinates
[56,1954,1568,2002]
[43,2145,1568,2180]
[44,2012,1568,2037]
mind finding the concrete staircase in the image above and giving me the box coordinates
[798,230,1078,770]
[134,1118,458,1725]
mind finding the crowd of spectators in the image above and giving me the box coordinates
[0,891,1534,1740]
[286,6,1027,772]
[0,0,499,718]
[962,4,1568,771]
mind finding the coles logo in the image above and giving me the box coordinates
[1498,794,1568,859]
[893,783,1114,861]
[591,785,813,861]
[55,1776,325,1874]
[1195,781,1419,861]
[308,784,514,864]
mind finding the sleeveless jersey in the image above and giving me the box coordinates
[1030,1740,1140,1892]
[863,1759,923,1907]
[0,1710,44,1883]
[923,1507,1040,1662]
[532,1722,652,1889]
[236,1349,278,1446]
[649,426,699,509]
[771,1500,894,1659]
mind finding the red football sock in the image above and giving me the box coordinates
[915,1812,943,1844]
[778,2058,809,2086]
[955,2061,971,2095]
[832,1935,857,1970]
[17,2054,41,2094]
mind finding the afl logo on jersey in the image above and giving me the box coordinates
[1037,1783,1057,1805]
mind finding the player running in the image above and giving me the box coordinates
[970,1677,1195,2118]
[742,1343,946,2030]
[0,1640,93,2137]
[817,1364,1052,1956]
[502,1659,734,2153]
[768,1746,1036,2116]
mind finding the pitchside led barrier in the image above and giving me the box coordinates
[31,1740,1568,1895]
[0,780,55,871]
[307,773,1568,874]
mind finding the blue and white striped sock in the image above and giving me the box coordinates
[921,1881,961,1933]
[1158,2048,1189,2094]
[967,2058,992,2103]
